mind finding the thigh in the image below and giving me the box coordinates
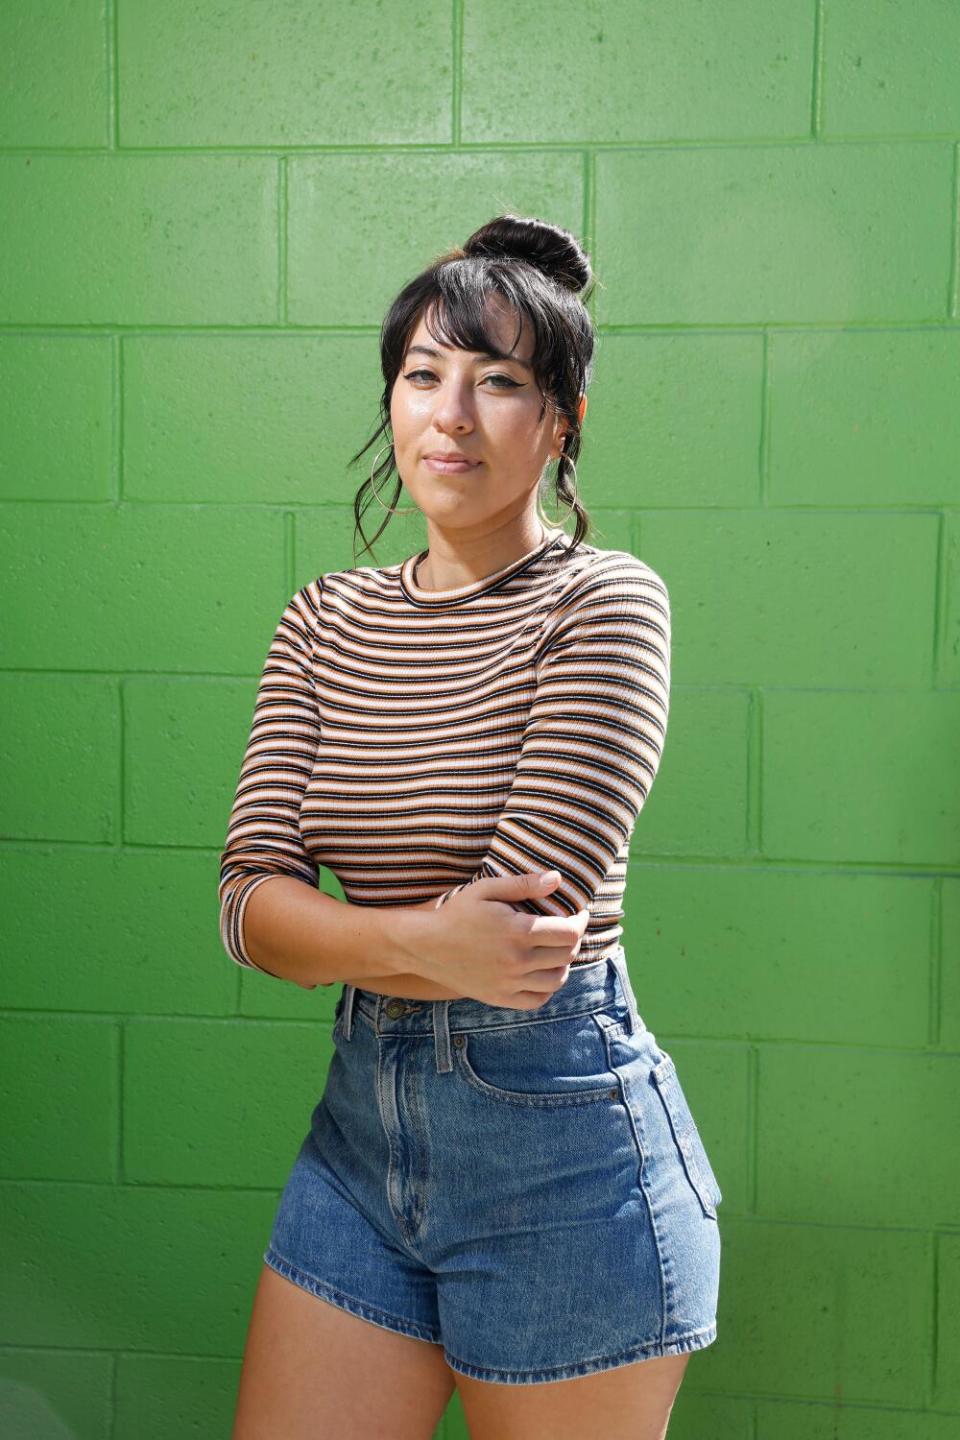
[231,1263,456,1440]
[454,1351,690,1440]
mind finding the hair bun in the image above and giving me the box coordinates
[462,214,591,295]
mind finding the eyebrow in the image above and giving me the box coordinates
[406,344,533,372]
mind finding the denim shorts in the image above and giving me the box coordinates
[262,947,723,1386]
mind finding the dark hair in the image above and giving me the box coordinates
[348,213,598,564]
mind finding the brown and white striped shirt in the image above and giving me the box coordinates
[218,530,671,976]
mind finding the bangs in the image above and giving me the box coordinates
[410,261,586,417]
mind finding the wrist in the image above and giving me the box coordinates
[378,904,440,977]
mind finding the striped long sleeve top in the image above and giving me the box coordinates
[218,530,671,976]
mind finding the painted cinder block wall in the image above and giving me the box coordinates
[2,3,959,1437]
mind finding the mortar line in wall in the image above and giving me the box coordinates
[5,1012,958,1055]
[6,1176,960,1230]
[7,1169,960,1215]
[19,136,960,153]
[596,320,960,335]
[9,835,957,881]
[9,136,960,156]
[743,1396,960,1421]
[0,1349,943,1419]
[451,0,464,146]
[811,0,825,140]
[4,320,959,338]
[0,1340,343,1363]
[6,497,955,520]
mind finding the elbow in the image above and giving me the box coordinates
[217,864,325,988]
[217,836,323,980]
[217,866,285,972]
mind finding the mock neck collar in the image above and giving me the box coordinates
[399,530,568,607]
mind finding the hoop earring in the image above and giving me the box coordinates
[369,442,418,515]
[538,453,579,528]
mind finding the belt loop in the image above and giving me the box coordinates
[342,983,358,1041]
[611,948,640,1036]
[433,999,454,1073]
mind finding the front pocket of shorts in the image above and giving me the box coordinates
[650,1052,723,1220]
[455,1011,619,1108]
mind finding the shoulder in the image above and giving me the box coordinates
[552,544,670,613]
[285,575,324,617]
[303,557,401,605]
[271,576,324,651]
[535,547,670,664]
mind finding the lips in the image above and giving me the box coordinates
[422,453,482,474]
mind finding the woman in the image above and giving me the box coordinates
[222,214,723,1440]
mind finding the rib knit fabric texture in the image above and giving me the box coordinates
[218,529,671,976]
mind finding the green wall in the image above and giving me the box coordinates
[2,2,959,1437]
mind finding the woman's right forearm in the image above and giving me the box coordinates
[240,876,437,989]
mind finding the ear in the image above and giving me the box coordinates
[555,394,588,455]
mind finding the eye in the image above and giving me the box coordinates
[403,368,522,389]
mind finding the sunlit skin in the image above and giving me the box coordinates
[389,298,588,592]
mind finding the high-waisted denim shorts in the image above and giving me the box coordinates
[263,947,723,1386]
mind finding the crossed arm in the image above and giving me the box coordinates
[219,561,671,990]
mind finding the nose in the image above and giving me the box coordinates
[427,379,476,434]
